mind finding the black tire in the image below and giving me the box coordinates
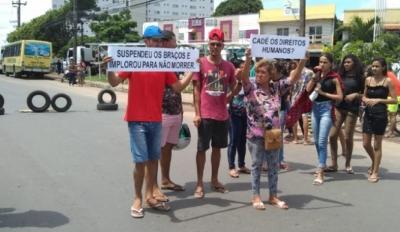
[0,94,4,108]
[97,103,118,111]
[26,90,51,113]
[97,89,117,104]
[0,108,4,115]
[51,93,72,112]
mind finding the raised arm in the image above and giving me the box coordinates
[287,59,306,85]
[241,48,252,85]
[102,56,123,87]
[170,72,193,93]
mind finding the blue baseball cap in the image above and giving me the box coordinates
[143,25,165,39]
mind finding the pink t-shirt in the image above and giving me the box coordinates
[193,57,235,121]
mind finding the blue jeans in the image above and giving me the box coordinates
[247,137,279,196]
[311,101,332,168]
[227,113,247,169]
[128,122,162,163]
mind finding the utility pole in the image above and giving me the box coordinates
[299,0,306,36]
[12,0,27,28]
[73,0,78,61]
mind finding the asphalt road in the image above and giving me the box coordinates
[1,74,400,232]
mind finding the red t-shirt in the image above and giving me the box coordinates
[117,71,177,122]
[192,57,235,121]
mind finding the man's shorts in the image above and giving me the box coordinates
[128,121,161,163]
[197,118,229,152]
[387,96,400,113]
[161,114,182,147]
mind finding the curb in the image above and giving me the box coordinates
[44,73,193,105]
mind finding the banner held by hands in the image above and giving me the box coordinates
[107,46,199,72]
[250,34,309,59]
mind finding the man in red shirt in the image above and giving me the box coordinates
[103,25,192,218]
[192,28,242,198]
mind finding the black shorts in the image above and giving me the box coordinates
[362,113,388,135]
[197,119,229,152]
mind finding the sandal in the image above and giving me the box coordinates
[238,167,251,174]
[153,194,169,202]
[368,174,379,183]
[324,166,338,173]
[194,186,205,199]
[161,183,185,191]
[280,162,289,171]
[211,184,228,193]
[130,207,144,218]
[345,167,354,174]
[146,201,171,211]
[229,169,239,178]
[313,171,324,185]
[252,201,266,210]
[269,200,289,209]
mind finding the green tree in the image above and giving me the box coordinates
[89,10,140,43]
[213,0,263,17]
[336,16,377,43]
[324,32,400,65]
[7,0,97,57]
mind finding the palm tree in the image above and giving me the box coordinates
[336,16,379,43]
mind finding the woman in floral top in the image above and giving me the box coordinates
[241,49,305,210]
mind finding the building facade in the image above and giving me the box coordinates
[144,14,259,44]
[259,4,336,56]
[53,0,215,35]
[343,8,400,36]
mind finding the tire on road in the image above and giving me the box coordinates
[26,90,51,113]
[97,103,118,111]
[97,89,117,104]
[51,93,72,112]
[0,94,4,108]
[0,108,4,115]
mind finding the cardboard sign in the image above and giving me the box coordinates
[250,34,309,59]
[107,46,199,72]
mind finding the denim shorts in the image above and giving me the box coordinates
[128,121,162,163]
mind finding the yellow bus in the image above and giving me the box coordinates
[2,40,52,78]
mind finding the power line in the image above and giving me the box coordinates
[12,0,27,28]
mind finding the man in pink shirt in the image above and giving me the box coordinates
[192,28,242,198]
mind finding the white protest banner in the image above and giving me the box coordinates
[107,46,199,72]
[250,34,309,59]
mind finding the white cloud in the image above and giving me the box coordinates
[0,0,51,46]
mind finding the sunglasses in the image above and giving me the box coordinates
[209,42,222,47]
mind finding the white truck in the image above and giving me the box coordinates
[65,46,97,74]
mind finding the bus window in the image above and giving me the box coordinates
[25,42,50,57]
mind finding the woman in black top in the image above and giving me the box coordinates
[362,57,397,183]
[328,54,364,174]
[306,53,343,185]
